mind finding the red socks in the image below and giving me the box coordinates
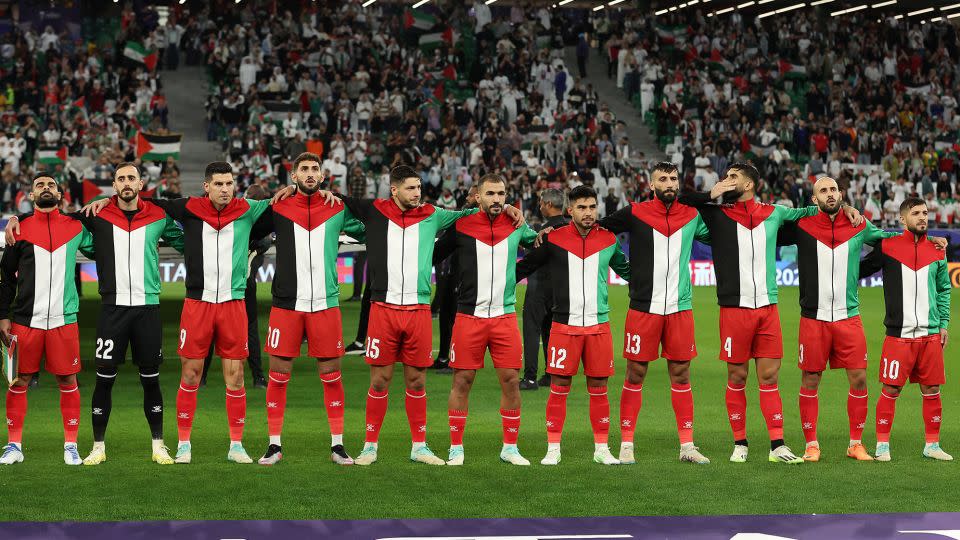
[922,391,942,443]
[588,386,610,444]
[448,409,467,446]
[546,384,569,444]
[364,388,389,443]
[5,386,26,445]
[225,387,246,443]
[725,382,747,440]
[320,371,345,437]
[500,408,520,445]
[59,383,80,445]
[618,382,643,444]
[176,382,199,442]
[405,389,427,443]
[266,371,290,439]
[798,388,819,444]
[671,383,694,445]
[758,384,784,440]
[875,390,898,443]
[847,388,868,442]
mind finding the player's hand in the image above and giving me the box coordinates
[4,216,19,247]
[842,204,864,227]
[503,204,525,228]
[940,328,949,348]
[534,226,555,247]
[319,190,337,206]
[0,319,11,348]
[930,236,948,251]
[709,179,737,200]
[82,198,110,217]
[271,185,296,205]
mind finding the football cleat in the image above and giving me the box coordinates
[729,444,749,463]
[227,442,253,464]
[331,444,354,465]
[923,442,954,461]
[802,444,821,462]
[618,443,636,465]
[152,445,174,465]
[769,445,804,464]
[83,446,107,466]
[0,443,23,465]
[499,445,530,466]
[541,447,562,466]
[259,444,282,465]
[344,341,365,356]
[354,445,378,466]
[875,442,891,462]
[446,446,465,466]
[64,443,82,466]
[679,445,711,464]
[846,443,874,461]
[593,446,620,465]
[174,442,192,464]
[410,445,445,466]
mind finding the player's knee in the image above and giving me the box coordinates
[55,374,76,386]
[96,366,118,378]
[138,366,160,384]
[405,380,425,392]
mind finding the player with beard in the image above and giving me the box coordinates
[256,152,365,466]
[859,198,952,462]
[0,175,94,465]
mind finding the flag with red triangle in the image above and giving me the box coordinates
[136,131,181,161]
[37,146,68,165]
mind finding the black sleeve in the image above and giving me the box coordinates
[249,207,275,243]
[0,242,21,319]
[339,196,376,224]
[859,242,884,278]
[677,191,714,208]
[144,197,187,221]
[516,239,551,283]
[432,228,457,265]
[598,205,631,234]
[67,211,95,230]
[777,220,798,247]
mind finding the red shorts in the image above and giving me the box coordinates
[11,323,80,376]
[718,305,783,363]
[264,306,345,359]
[797,316,868,372]
[449,313,522,370]
[365,303,433,368]
[879,334,945,387]
[545,322,615,378]
[623,309,696,362]
[178,299,249,360]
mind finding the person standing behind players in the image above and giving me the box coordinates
[680,162,862,464]
[432,173,538,466]
[517,185,631,466]
[859,197,952,462]
[0,175,94,466]
[257,152,365,466]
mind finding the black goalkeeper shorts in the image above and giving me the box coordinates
[95,305,164,367]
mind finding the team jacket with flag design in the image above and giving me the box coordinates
[679,192,817,308]
[516,224,630,326]
[778,212,894,322]
[433,211,537,318]
[151,197,271,303]
[79,197,184,306]
[268,191,365,312]
[342,197,477,306]
[859,231,951,338]
[600,198,710,315]
[0,209,94,329]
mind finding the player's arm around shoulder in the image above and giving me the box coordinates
[609,236,631,282]
[516,232,551,282]
[934,257,951,347]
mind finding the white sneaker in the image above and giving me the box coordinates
[923,442,954,461]
[83,446,107,466]
[0,443,23,465]
[330,444,354,465]
[63,443,82,466]
[769,445,804,464]
[152,445,174,465]
[541,446,562,465]
[679,445,711,464]
[619,443,635,465]
[875,442,891,462]
[174,442,192,464]
[729,444,749,463]
[410,445,445,465]
[354,444,378,466]
[227,442,253,464]
[499,445,530,466]
[593,445,620,465]
[446,446,464,466]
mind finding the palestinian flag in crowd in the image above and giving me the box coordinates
[707,49,735,72]
[37,146,67,165]
[263,100,301,121]
[123,41,158,71]
[655,25,687,46]
[419,27,457,53]
[404,9,437,30]
[136,132,181,161]
[778,60,807,78]
[426,64,457,81]
[81,178,114,205]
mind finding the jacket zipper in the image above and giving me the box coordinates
[664,203,671,314]
[128,216,133,305]
[913,240,919,337]
[488,217,495,317]
[581,233,587,324]
[747,202,758,308]
[829,218,835,322]
[307,195,315,309]
[46,213,53,327]
[400,212,406,304]
[216,208,221,302]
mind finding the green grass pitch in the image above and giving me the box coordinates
[0,282,956,521]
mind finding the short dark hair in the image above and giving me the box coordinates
[899,197,926,214]
[727,161,760,184]
[478,173,506,190]
[31,174,59,191]
[204,161,233,182]
[651,161,679,178]
[114,162,141,179]
[568,185,597,204]
[245,184,268,200]
[293,152,322,172]
[389,165,419,186]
